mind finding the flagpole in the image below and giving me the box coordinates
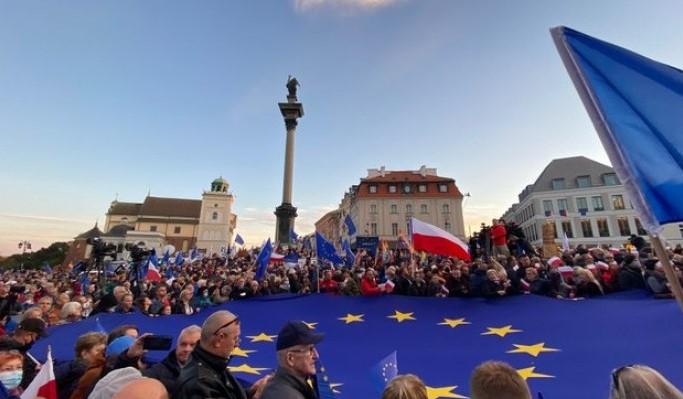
[648,234,683,312]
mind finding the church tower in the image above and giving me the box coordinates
[196,177,236,255]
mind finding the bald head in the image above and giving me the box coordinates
[201,310,238,343]
[113,378,167,399]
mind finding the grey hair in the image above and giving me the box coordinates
[60,302,83,320]
[178,325,201,341]
[610,364,683,399]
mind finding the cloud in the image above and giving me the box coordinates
[294,0,401,13]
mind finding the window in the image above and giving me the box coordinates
[438,184,448,193]
[445,222,451,232]
[597,218,610,237]
[581,220,593,238]
[390,204,398,214]
[418,184,427,193]
[543,200,553,216]
[212,211,218,220]
[635,218,647,236]
[369,185,377,193]
[603,173,619,186]
[371,223,378,236]
[561,221,573,238]
[403,184,411,193]
[612,195,625,210]
[174,226,181,234]
[150,225,157,232]
[551,178,566,190]
[557,198,569,216]
[406,204,413,214]
[592,196,604,211]
[420,204,428,214]
[389,185,397,193]
[679,224,683,239]
[370,204,377,214]
[576,197,588,213]
[391,223,399,236]
[617,217,631,236]
[442,204,449,213]
[577,176,592,188]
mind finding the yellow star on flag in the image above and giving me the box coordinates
[338,313,365,324]
[246,332,277,343]
[227,363,269,375]
[330,383,343,394]
[481,325,522,337]
[507,343,560,357]
[303,321,318,330]
[426,385,468,399]
[438,318,471,328]
[387,310,416,322]
[516,366,555,380]
[230,347,256,358]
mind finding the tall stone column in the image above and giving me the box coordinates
[275,78,304,245]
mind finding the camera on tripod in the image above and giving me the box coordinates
[125,242,151,263]
[87,237,117,260]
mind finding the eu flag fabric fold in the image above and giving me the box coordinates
[342,240,355,268]
[370,350,398,394]
[254,239,273,281]
[315,232,344,265]
[344,215,356,236]
[235,233,245,246]
[551,26,683,232]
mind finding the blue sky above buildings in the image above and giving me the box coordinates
[1,0,682,255]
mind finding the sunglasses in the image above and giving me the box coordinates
[213,316,240,336]
[611,365,634,391]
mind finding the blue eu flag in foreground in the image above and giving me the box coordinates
[370,350,398,394]
[254,239,273,281]
[552,26,683,232]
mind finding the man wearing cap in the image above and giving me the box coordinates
[0,317,47,388]
[260,320,324,399]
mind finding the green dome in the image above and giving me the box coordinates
[212,176,228,185]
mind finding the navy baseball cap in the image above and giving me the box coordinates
[276,321,324,351]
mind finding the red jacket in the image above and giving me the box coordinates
[319,278,339,294]
[490,224,508,246]
[360,277,383,296]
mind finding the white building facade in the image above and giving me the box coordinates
[502,156,683,248]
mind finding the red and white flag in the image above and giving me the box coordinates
[411,218,471,261]
[146,261,162,282]
[21,347,57,399]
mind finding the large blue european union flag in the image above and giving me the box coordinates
[316,232,344,265]
[552,26,683,232]
[32,292,683,399]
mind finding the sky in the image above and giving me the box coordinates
[1,0,682,256]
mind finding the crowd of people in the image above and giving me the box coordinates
[0,223,682,398]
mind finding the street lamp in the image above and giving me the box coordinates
[18,240,32,271]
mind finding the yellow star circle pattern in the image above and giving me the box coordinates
[438,318,471,328]
[246,332,278,343]
[227,363,269,375]
[481,325,522,337]
[516,366,555,380]
[387,310,416,322]
[338,313,365,324]
[507,342,560,357]
[426,385,468,399]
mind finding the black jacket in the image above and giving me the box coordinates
[54,359,87,399]
[260,367,317,399]
[143,350,182,396]
[176,344,248,399]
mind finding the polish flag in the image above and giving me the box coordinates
[146,261,162,282]
[411,218,471,261]
[21,348,57,399]
[269,252,285,263]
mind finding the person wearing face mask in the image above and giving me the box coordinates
[0,317,46,389]
[0,350,24,398]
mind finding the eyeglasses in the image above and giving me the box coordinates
[213,316,240,336]
[611,365,633,391]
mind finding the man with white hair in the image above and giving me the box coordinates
[144,325,201,395]
[176,310,269,399]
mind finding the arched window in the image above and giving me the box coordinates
[212,212,218,220]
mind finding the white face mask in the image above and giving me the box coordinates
[0,370,23,390]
